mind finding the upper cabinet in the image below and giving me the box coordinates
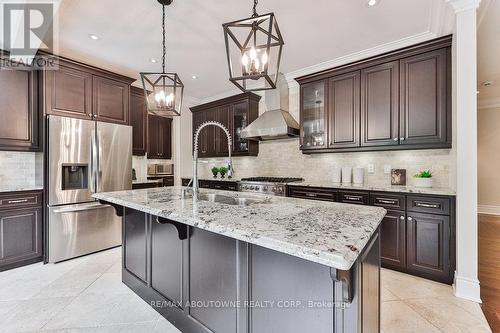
[43,57,134,125]
[0,63,41,152]
[191,93,260,158]
[296,36,452,154]
[147,114,172,159]
[130,86,148,156]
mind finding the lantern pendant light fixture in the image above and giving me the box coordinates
[141,0,184,116]
[223,0,284,92]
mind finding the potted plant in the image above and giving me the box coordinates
[414,170,433,188]
[211,167,219,179]
[219,166,228,179]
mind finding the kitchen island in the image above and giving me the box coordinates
[94,187,386,333]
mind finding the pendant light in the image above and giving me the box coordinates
[141,0,184,116]
[223,0,284,92]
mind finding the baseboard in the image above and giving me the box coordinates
[478,205,500,215]
[453,274,482,303]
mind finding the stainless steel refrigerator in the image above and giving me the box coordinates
[47,115,132,263]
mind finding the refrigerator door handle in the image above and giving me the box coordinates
[90,129,97,193]
[97,129,103,192]
[52,203,111,214]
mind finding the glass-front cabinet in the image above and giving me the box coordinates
[300,81,327,150]
[232,101,249,153]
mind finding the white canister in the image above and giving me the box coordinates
[332,166,342,183]
[353,167,365,184]
[414,178,433,188]
[341,167,352,184]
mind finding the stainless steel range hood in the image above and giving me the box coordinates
[241,73,299,141]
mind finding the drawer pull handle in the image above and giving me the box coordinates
[415,202,440,209]
[378,199,397,205]
[400,216,405,220]
[305,193,317,197]
[345,195,362,201]
[407,216,413,221]
[7,199,29,204]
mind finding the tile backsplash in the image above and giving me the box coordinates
[0,151,43,191]
[197,139,455,189]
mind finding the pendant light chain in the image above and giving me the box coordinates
[162,4,166,73]
[252,0,258,17]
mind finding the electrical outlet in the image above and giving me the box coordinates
[367,164,375,174]
[383,165,391,174]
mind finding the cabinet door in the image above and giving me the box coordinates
[380,210,406,270]
[93,76,129,125]
[0,69,40,151]
[300,81,327,150]
[130,88,147,156]
[204,108,218,157]
[406,212,450,283]
[123,208,148,283]
[217,105,231,155]
[192,111,208,156]
[361,62,399,147]
[0,207,42,268]
[147,114,160,158]
[232,101,250,153]
[399,49,448,147]
[328,72,360,149]
[45,63,93,120]
[159,117,172,159]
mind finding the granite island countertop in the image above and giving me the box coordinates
[93,187,386,270]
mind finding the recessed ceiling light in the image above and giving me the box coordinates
[483,81,493,87]
[88,34,100,41]
[366,0,380,7]
[150,58,158,63]
[192,75,198,80]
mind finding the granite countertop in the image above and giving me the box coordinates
[132,179,163,185]
[0,185,43,193]
[93,187,386,270]
[291,181,456,196]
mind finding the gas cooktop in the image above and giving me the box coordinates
[238,177,304,196]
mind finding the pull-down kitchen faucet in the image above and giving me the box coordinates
[189,121,233,200]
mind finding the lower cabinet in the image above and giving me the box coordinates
[406,212,450,283]
[0,191,43,271]
[181,178,238,191]
[123,208,148,283]
[379,210,406,270]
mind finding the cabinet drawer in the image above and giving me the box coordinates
[212,182,238,191]
[370,193,405,210]
[0,191,42,210]
[287,186,337,202]
[339,191,370,205]
[407,196,450,215]
[199,180,211,189]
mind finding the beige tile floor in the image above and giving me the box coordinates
[0,248,491,333]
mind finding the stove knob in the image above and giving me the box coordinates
[250,186,255,190]
[264,186,268,191]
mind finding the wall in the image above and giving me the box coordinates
[478,107,500,211]
[182,84,456,190]
[0,151,43,191]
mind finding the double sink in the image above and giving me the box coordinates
[182,191,271,207]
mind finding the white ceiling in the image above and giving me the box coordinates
[477,0,500,109]
[55,0,453,100]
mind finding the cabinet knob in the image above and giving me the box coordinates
[407,216,413,221]
[400,137,405,141]
[400,216,405,220]
[87,113,92,117]
[393,138,398,141]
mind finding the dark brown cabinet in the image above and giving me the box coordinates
[93,76,129,125]
[181,178,238,191]
[361,61,399,147]
[123,208,148,283]
[379,210,406,269]
[399,48,449,147]
[406,212,450,282]
[147,114,172,159]
[0,66,41,152]
[43,58,134,125]
[0,190,43,271]
[130,87,148,156]
[328,72,360,149]
[296,36,452,153]
[191,93,260,158]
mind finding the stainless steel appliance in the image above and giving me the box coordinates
[238,177,303,196]
[47,115,132,263]
[147,163,174,176]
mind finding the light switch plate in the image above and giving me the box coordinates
[383,165,391,174]
[367,164,375,174]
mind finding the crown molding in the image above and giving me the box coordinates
[446,0,482,13]
[284,31,438,84]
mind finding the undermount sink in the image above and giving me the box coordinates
[183,190,270,206]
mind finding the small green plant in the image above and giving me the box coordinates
[219,166,229,178]
[414,170,432,178]
[211,167,219,178]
